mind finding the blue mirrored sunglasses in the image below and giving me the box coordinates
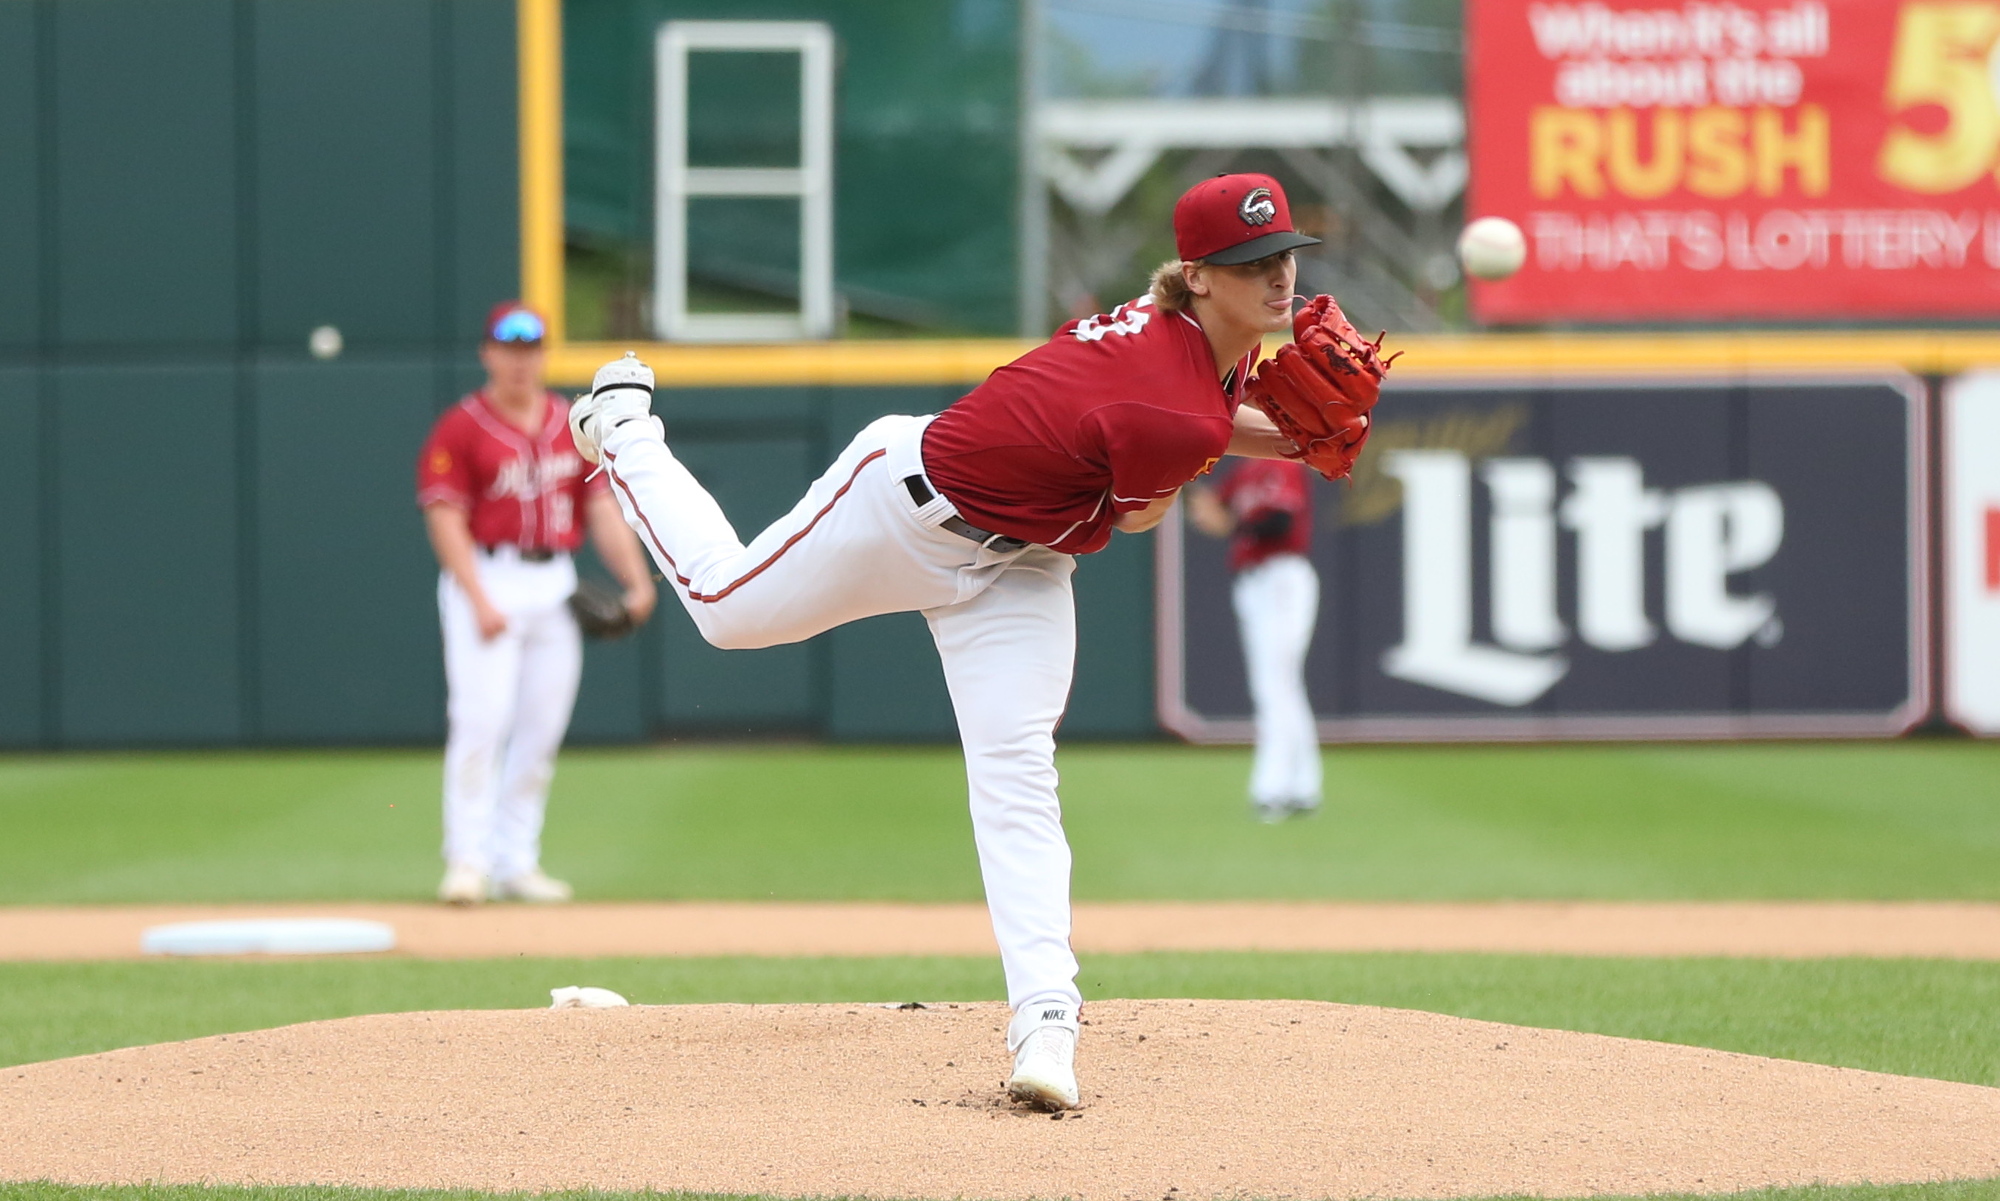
[490,310,546,344]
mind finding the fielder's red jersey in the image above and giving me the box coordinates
[415,391,607,552]
[922,295,1251,555]
[1216,457,1312,572]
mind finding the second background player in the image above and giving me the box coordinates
[1188,458,1323,821]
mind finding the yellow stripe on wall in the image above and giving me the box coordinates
[518,0,565,342]
[543,331,2000,389]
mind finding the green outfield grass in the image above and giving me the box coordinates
[7,953,2000,1086]
[7,1184,2000,1201]
[1,741,1997,904]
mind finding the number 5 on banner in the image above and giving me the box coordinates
[1880,1,2000,193]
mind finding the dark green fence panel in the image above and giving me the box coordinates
[0,3,38,353]
[253,0,439,353]
[0,2,1161,748]
[446,0,522,333]
[54,0,238,351]
[568,544,651,743]
[0,369,41,745]
[1065,533,1156,737]
[826,612,957,741]
[56,365,242,744]
[253,360,443,742]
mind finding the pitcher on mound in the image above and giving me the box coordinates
[569,174,1391,1109]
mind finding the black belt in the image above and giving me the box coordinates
[480,545,557,563]
[902,476,1031,553]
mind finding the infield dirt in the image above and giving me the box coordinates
[8,900,2000,960]
[4,999,1998,1200]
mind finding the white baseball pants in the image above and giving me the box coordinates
[1232,553,1322,806]
[438,548,582,880]
[601,413,1081,1035]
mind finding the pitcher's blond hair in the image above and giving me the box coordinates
[1148,259,1197,312]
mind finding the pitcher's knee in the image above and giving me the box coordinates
[962,728,1057,769]
[965,744,1058,799]
[689,606,782,651]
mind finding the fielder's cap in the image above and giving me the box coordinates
[1173,173,1320,265]
[484,301,547,345]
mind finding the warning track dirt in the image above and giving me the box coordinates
[5,900,2000,961]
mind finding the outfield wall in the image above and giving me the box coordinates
[3,2,1993,749]
[0,0,1151,749]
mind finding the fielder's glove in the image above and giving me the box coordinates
[568,578,637,640]
[1240,507,1294,541]
[1245,295,1400,481]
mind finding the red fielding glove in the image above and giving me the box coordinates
[1244,295,1399,481]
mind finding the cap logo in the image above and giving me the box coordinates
[1239,187,1276,227]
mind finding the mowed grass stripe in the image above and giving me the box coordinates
[6,953,2000,1088]
[1,742,1997,904]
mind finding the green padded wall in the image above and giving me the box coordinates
[568,544,651,744]
[54,0,239,351]
[0,369,41,746]
[1064,534,1157,738]
[446,0,523,338]
[0,0,1159,748]
[56,365,243,744]
[0,3,37,353]
[254,0,440,353]
[253,361,444,742]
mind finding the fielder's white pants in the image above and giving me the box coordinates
[438,549,582,879]
[1232,553,1322,807]
[601,413,1080,1039]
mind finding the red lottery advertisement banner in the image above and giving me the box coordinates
[1467,0,2000,321]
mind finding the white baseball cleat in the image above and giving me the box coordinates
[1007,1022,1081,1111]
[437,863,487,906]
[1252,799,1290,824]
[1252,796,1321,822]
[490,868,574,903]
[568,352,661,464]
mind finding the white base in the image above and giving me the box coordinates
[140,918,397,957]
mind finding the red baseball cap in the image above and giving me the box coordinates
[483,301,547,345]
[1173,173,1320,265]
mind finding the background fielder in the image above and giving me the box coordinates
[416,302,657,906]
[1189,458,1322,821]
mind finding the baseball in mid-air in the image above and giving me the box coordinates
[308,324,344,360]
[1457,216,1527,282]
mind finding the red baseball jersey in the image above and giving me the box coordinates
[416,391,606,552]
[921,294,1251,555]
[1216,457,1312,572]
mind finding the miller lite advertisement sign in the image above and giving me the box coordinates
[1160,375,1928,741]
[1467,0,2000,321]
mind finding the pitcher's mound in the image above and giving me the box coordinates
[4,1000,1998,1200]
